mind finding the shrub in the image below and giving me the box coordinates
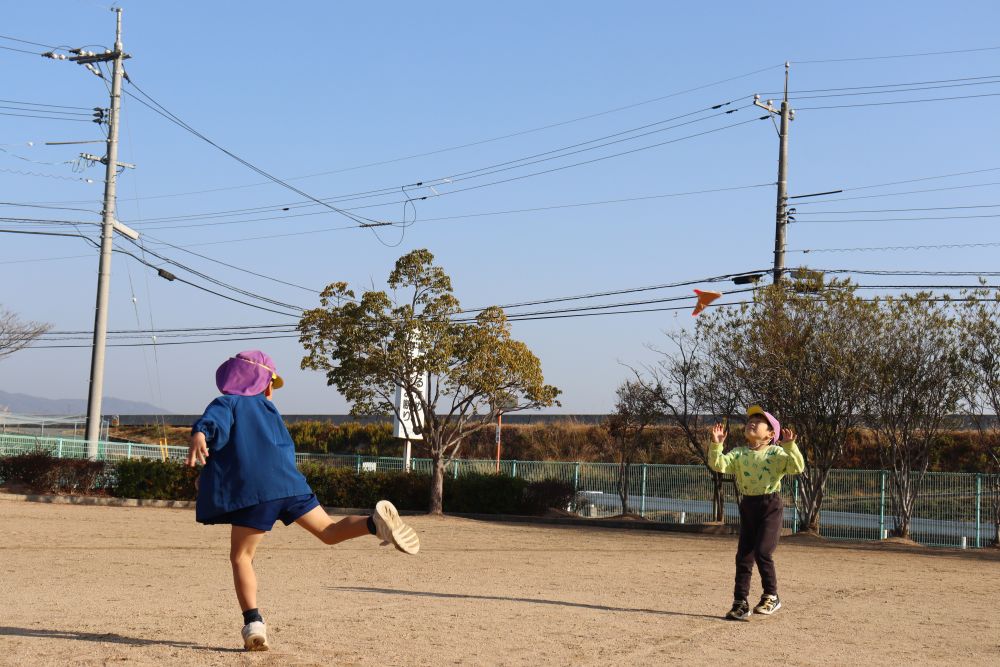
[113,458,198,500]
[0,451,107,494]
[520,478,576,515]
[299,461,428,510]
[298,461,570,514]
[443,472,527,514]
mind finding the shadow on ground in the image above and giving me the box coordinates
[331,586,721,620]
[0,626,242,653]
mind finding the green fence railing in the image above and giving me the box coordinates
[1,433,996,550]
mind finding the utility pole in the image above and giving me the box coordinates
[74,9,135,458]
[755,62,795,283]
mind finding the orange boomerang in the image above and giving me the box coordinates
[691,289,722,316]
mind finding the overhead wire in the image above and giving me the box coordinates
[795,45,1000,64]
[47,62,780,206]
[123,100,753,228]
[119,79,401,235]
[125,114,769,234]
[128,182,773,235]
[796,91,1000,110]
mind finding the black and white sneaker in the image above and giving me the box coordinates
[725,599,752,621]
[754,594,781,615]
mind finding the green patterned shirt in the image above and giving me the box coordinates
[707,440,805,495]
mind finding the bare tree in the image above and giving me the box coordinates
[0,307,50,361]
[650,329,736,521]
[698,278,879,533]
[957,287,1000,546]
[866,294,963,539]
[601,378,661,515]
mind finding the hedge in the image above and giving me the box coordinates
[0,451,574,515]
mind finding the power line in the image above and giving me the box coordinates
[797,91,1000,110]
[47,63,779,206]
[764,73,1000,96]
[0,98,91,110]
[795,45,1000,64]
[844,167,1000,192]
[792,241,1000,254]
[795,203,1000,215]
[141,233,322,294]
[0,104,91,116]
[127,115,768,236]
[0,166,97,182]
[797,213,1000,223]
[125,101,751,228]
[0,44,42,55]
[112,245,303,318]
[769,77,1000,100]
[128,182,773,234]
[0,201,101,214]
[0,110,93,122]
[121,80,399,232]
[117,238,308,312]
[0,33,59,50]
[794,181,1000,205]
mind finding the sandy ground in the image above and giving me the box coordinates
[1,499,998,666]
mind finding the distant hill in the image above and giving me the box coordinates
[0,390,170,415]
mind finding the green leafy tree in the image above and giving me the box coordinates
[865,294,963,539]
[955,287,1000,545]
[298,249,560,514]
[0,306,50,361]
[698,276,879,533]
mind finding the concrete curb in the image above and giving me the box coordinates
[452,512,739,535]
[0,491,196,509]
[0,491,734,534]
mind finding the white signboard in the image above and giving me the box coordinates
[393,371,427,440]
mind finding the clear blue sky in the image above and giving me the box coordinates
[2,1,999,414]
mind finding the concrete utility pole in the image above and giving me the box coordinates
[755,62,795,283]
[77,9,136,458]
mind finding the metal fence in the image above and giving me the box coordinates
[1,433,996,549]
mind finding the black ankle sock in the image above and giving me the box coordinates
[243,608,263,625]
[366,515,377,535]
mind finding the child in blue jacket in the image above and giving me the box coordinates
[186,350,419,651]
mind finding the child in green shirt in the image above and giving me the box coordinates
[707,405,805,620]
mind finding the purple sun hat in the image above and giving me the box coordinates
[215,350,284,396]
[747,405,781,444]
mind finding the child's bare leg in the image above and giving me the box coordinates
[230,526,266,611]
[295,506,371,545]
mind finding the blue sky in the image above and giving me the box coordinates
[2,1,999,414]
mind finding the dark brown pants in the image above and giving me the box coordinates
[734,493,783,600]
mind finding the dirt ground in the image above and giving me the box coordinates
[1,499,998,666]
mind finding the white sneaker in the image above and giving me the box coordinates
[373,500,420,555]
[241,621,269,651]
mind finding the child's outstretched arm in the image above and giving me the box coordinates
[187,431,209,466]
[778,426,805,475]
[706,423,736,474]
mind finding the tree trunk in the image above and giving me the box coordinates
[799,475,824,534]
[618,460,631,515]
[428,454,446,515]
[711,471,725,522]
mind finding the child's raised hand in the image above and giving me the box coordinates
[781,426,796,443]
[187,432,209,467]
[711,423,727,444]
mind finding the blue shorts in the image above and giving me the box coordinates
[209,493,320,531]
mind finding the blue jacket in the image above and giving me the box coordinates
[192,394,312,522]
